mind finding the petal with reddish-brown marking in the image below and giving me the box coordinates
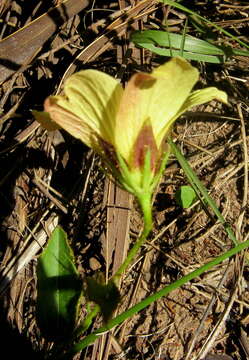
[131,118,159,172]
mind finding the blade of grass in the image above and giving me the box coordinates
[161,0,249,51]
[167,137,238,245]
[60,238,249,359]
[180,17,188,57]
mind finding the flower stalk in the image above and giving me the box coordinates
[113,191,153,283]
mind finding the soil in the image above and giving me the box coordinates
[0,1,249,360]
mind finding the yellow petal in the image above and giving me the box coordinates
[177,87,228,113]
[43,97,97,149]
[131,118,159,171]
[32,110,61,131]
[157,87,228,143]
[46,70,123,146]
[115,57,199,160]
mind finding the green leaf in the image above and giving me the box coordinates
[131,30,225,63]
[36,226,82,341]
[86,274,120,323]
[175,185,196,208]
[132,30,224,55]
[131,30,249,63]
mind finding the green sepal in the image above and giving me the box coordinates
[117,150,158,198]
[150,146,171,191]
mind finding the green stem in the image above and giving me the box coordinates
[112,193,153,283]
[73,305,100,338]
[61,238,249,359]
[112,148,170,283]
[67,188,153,349]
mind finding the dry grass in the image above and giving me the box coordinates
[0,1,249,359]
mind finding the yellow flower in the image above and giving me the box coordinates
[34,57,227,196]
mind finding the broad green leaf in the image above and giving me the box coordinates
[175,185,196,208]
[36,226,82,341]
[132,30,225,55]
[131,30,225,63]
[86,274,120,323]
[131,30,249,63]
